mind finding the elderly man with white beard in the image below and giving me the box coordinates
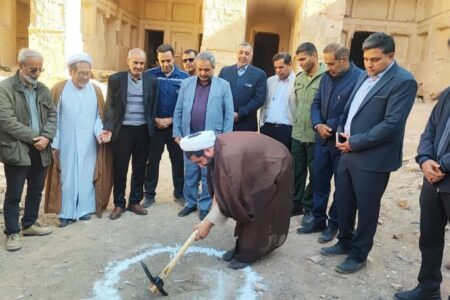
[46,53,112,227]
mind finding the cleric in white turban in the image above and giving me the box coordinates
[66,52,93,68]
[179,130,216,152]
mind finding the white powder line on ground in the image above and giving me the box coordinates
[91,245,265,300]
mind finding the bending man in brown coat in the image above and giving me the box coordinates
[179,131,293,269]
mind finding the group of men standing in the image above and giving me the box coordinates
[0,31,448,298]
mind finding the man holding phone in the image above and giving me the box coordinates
[320,33,417,274]
[298,43,362,244]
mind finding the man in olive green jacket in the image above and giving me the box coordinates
[0,48,57,252]
[292,42,327,226]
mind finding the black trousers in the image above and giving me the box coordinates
[260,123,292,150]
[111,125,150,208]
[145,125,184,199]
[417,180,450,291]
[335,154,390,262]
[3,147,47,235]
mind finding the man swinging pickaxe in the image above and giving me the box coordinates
[141,230,198,296]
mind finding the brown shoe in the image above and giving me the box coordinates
[109,207,124,220]
[127,204,148,215]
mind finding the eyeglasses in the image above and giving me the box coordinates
[29,68,44,74]
[182,58,195,63]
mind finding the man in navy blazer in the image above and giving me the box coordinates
[173,51,234,220]
[218,42,266,131]
[103,48,158,220]
[395,39,450,300]
[320,33,417,273]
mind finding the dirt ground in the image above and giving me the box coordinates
[0,100,449,300]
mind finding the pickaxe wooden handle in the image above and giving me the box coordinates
[149,229,199,295]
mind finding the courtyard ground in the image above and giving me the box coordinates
[0,100,448,299]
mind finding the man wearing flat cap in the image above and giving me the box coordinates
[44,53,113,227]
[180,130,293,269]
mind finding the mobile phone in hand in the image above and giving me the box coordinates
[336,132,347,143]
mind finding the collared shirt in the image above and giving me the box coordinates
[344,60,395,134]
[265,73,293,125]
[123,72,146,126]
[147,66,189,118]
[191,79,212,133]
[22,82,40,133]
[237,64,249,77]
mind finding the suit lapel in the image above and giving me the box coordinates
[355,63,397,115]
[120,72,128,109]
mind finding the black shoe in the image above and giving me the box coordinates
[318,226,338,243]
[79,214,92,221]
[141,197,155,208]
[320,242,350,256]
[173,195,185,207]
[395,286,441,300]
[222,249,236,262]
[199,210,209,220]
[296,222,325,234]
[58,218,74,228]
[335,256,367,274]
[301,212,314,227]
[291,204,304,216]
[228,258,250,270]
[178,206,197,217]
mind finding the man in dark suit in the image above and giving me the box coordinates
[218,42,266,131]
[394,39,450,300]
[320,32,417,273]
[103,48,158,220]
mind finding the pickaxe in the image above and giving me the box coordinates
[141,230,199,296]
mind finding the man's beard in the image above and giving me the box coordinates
[23,74,38,85]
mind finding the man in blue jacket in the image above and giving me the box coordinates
[144,44,189,208]
[297,43,362,244]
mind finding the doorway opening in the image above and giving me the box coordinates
[349,31,375,70]
[252,32,280,77]
[145,30,164,69]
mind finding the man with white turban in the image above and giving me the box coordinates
[44,52,113,227]
[180,130,293,269]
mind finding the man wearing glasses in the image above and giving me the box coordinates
[182,49,198,76]
[0,48,57,251]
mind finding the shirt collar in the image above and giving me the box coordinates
[128,72,142,82]
[238,64,249,71]
[278,71,294,83]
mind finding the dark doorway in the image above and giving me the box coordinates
[349,31,375,70]
[252,32,280,77]
[145,30,164,69]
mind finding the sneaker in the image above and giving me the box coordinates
[6,234,22,251]
[22,222,52,236]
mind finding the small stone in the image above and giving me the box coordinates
[393,234,404,240]
[390,283,403,291]
[309,255,322,264]
[444,263,450,271]
[320,295,326,299]
[397,199,409,210]
[253,283,266,292]
[378,219,383,225]
[410,220,420,225]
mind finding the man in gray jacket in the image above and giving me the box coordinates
[0,48,57,251]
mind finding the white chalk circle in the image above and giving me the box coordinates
[92,245,265,299]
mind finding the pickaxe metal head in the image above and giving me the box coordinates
[141,261,168,296]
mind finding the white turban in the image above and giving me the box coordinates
[67,52,93,67]
[180,131,216,152]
